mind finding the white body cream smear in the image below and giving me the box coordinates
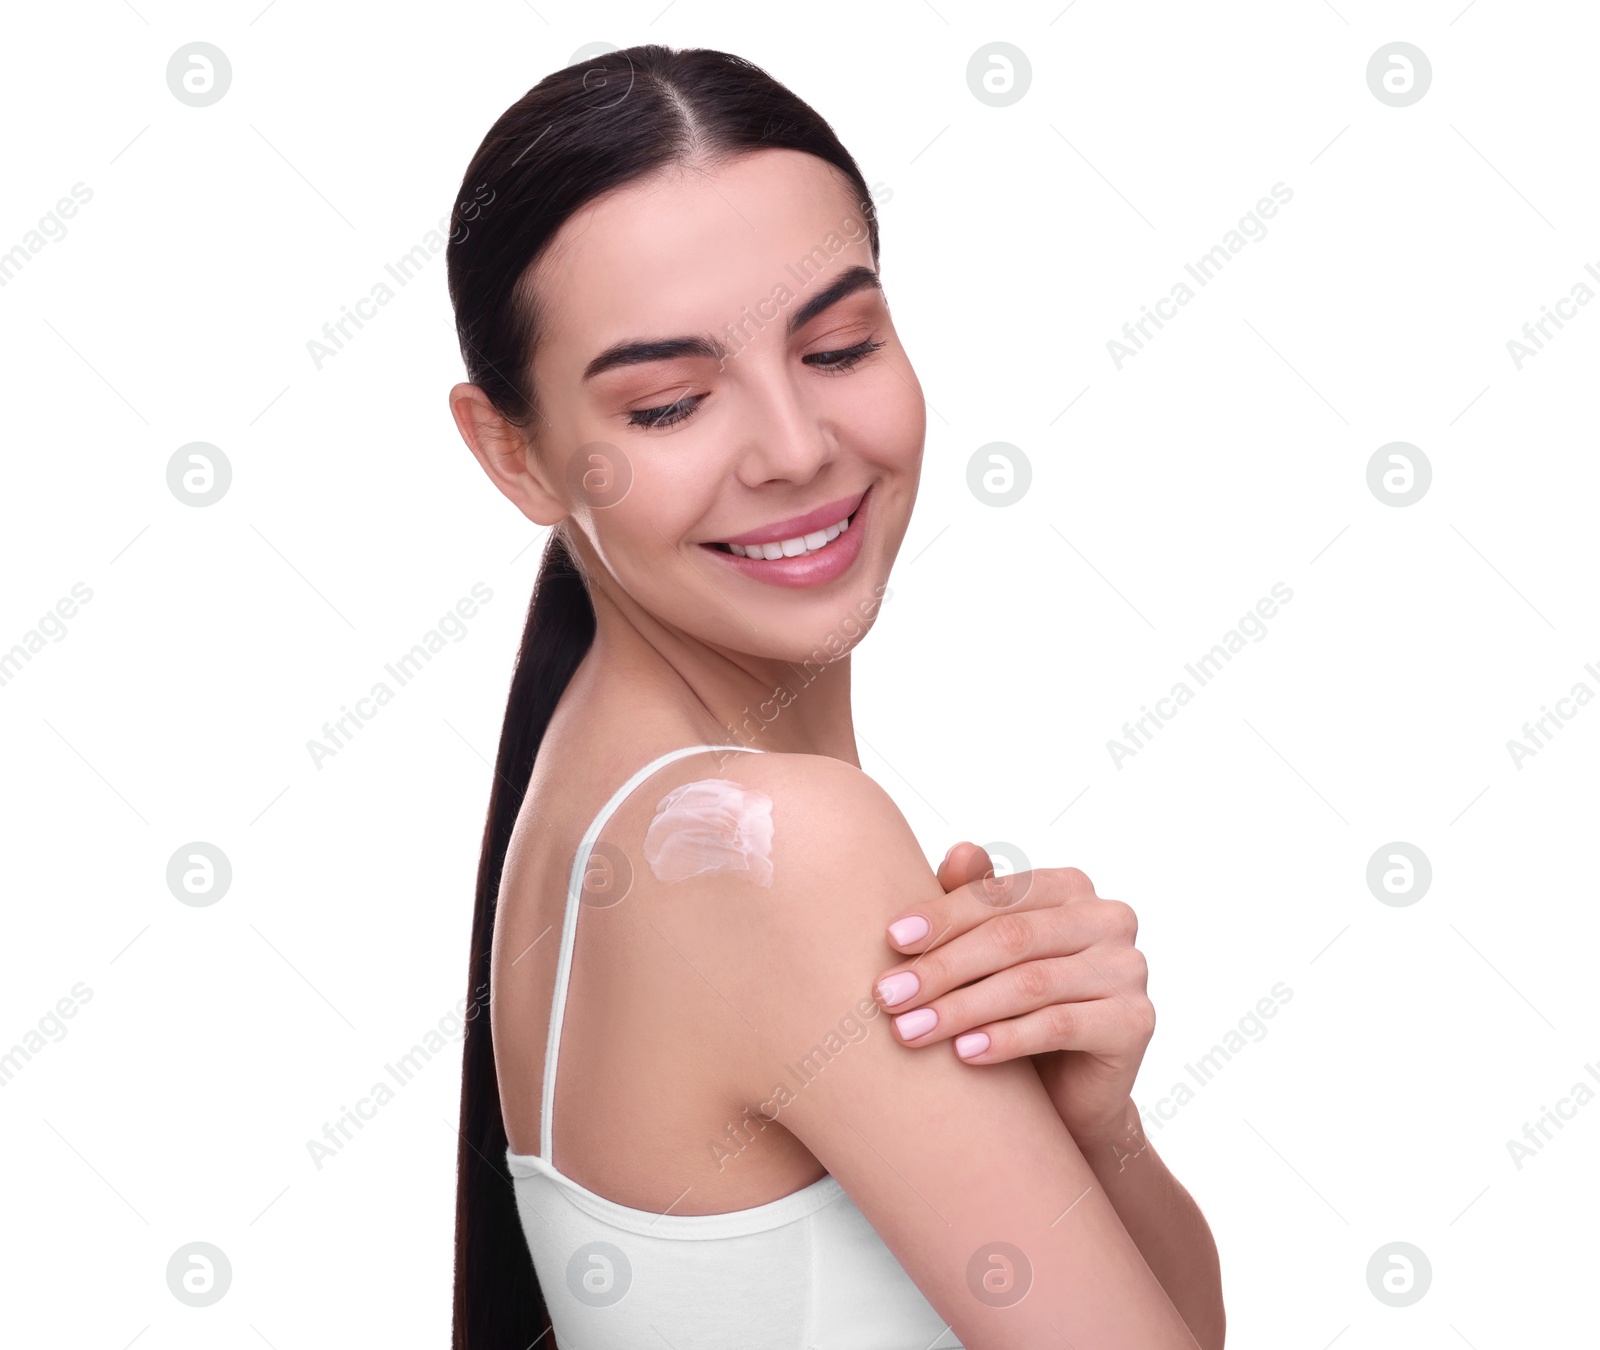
[643,778,775,887]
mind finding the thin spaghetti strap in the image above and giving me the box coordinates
[538,742,765,1163]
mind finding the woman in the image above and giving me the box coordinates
[446,44,1223,1348]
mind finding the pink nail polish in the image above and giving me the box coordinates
[895,1007,937,1040]
[876,971,920,1007]
[888,915,930,945]
[955,1032,989,1059]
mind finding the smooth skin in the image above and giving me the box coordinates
[692,750,1204,1347]
[452,145,1222,1345]
[896,844,1226,1347]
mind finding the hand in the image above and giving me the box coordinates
[871,842,1155,1144]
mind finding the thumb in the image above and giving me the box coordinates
[936,841,995,893]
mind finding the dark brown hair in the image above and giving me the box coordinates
[444,43,880,1346]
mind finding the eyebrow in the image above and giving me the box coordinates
[581,264,884,381]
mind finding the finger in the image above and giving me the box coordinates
[881,881,1095,998]
[954,995,1152,1064]
[885,864,1103,956]
[887,952,1108,1043]
[935,841,992,893]
[890,842,988,946]
[949,995,1154,1065]
[883,947,1149,1044]
[879,899,1137,1019]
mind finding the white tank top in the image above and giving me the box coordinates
[505,743,965,1347]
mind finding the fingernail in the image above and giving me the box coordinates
[894,1007,937,1039]
[888,915,930,945]
[876,971,920,1007]
[955,1032,990,1059]
[940,844,956,868]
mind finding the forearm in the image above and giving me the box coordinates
[1061,1097,1226,1349]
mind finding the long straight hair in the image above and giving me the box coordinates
[445,44,882,1346]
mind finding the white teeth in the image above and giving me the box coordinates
[725,516,851,559]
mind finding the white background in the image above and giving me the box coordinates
[2,1,1595,1345]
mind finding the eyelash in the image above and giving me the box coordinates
[626,338,887,430]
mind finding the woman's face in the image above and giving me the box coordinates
[518,148,924,664]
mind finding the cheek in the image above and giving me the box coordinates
[829,364,924,467]
[594,455,712,558]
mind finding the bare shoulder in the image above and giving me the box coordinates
[654,747,1196,1348]
[652,745,944,1037]
[620,747,917,937]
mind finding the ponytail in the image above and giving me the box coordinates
[451,527,592,1347]
[446,43,880,1344]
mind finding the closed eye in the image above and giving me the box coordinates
[806,337,886,373]
[628,389,702,430]
[625,338,887,431]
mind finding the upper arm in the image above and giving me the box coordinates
[695,753,1196,1349]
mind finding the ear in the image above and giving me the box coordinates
[449,382,567,527]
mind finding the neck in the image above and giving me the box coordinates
[580,571,863,769]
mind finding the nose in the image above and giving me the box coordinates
[729,361,837,487]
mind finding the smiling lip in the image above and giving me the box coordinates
[713,490,867,548]
[699,484,872,589]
